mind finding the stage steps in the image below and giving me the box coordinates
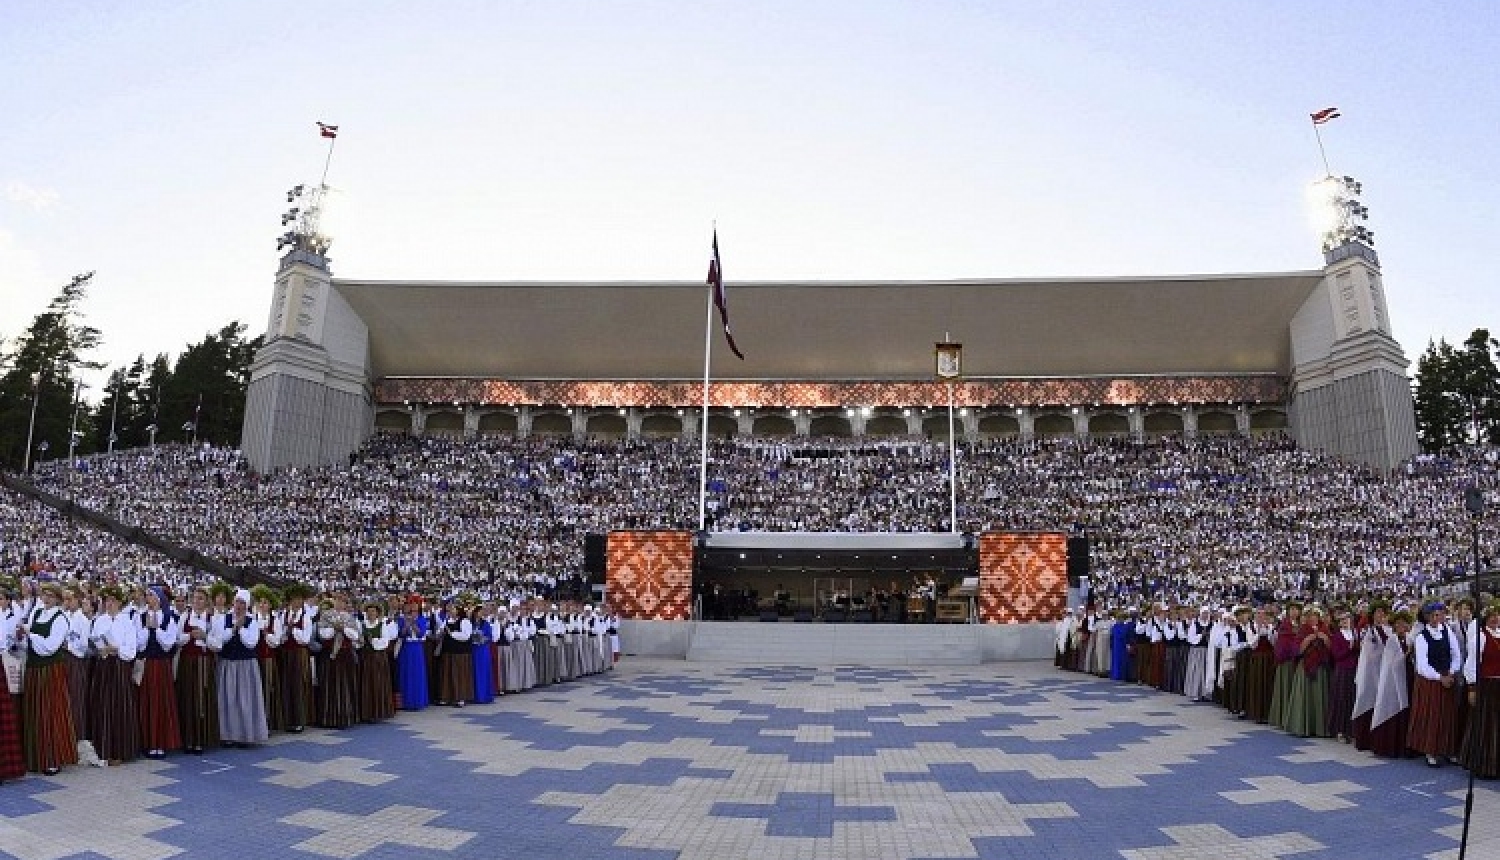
[685,621,983,665]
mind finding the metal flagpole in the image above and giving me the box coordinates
[1312,122,1332,177]
[320,133,337,187]
[698,267,715,532]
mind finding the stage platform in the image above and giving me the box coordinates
[619,620,1054,664]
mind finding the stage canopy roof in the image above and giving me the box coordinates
[332,273,1325,381]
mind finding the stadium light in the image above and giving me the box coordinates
[1309,174,1375,253]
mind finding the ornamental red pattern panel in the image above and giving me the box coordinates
[605,530,694,621]
[378,376,1285,408]
[977,532,1068,625]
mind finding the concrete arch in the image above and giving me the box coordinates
[866,414,908,437]
[1090,412,1130,436]
[922,414,953,441]
[754,414,796,436]
[640,413,683,438]
[532,412,573,436]
[1251,408,1288,432]
[809,413,852,437]
[1033,413,1074,437]
[978,413,1020,437]
[706,414,739,437]
[1197,410,1237,435]
[424,410,464,437]
[587,413,627,439]
[1143,411,1185,435]
[375,409,410,434]
[478,411,518,436]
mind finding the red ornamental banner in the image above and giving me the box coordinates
[606,530,694,621]
[978,532,1068,624]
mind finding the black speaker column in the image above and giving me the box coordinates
[584,533,607,575]
[1066,535,1089,587]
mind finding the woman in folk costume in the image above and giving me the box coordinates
[19,582,77,774]
[87,585,140,764]
[1133,605,1166,688]
[316,594,360,729]
[1216,606,1254,718]
[1448,597,1476,750]
[1084,607,1113,678]
[1351,601,1389,751]
[395,599,429,710]
[1266,603,1302,730]
[250,586,284,733]
[211,589,269,747]
[1407,601,1462,767]
[1054,610,1073,669]
[1460,603,1500,778]
[176,586,219,754]
[438,598,475,707]
[0,580,29,782]
[61,587,93,747]
[1244,608,1281,723]
[356,601,396,722]
[510,610,538,691]
[1182,607,1216,702]
[1326,606,1361,742]
[469,604,495,705]
[1109,609,1134,682]
[135,586,181,758]
[424,602,445,705]
[277,585,315,733]
[606,605,621,666]
[1368,609,1415,759]
[1284,606,1333,738]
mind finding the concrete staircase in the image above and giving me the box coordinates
[685,621,983,665]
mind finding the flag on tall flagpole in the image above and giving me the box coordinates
[707,230,745,360]
[317,121,339,139]
[1310,107,1341,125]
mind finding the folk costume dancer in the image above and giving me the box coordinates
[251,586,285,733]
[1449,598,1475,750]
[21,582,78,774]
[62,588,92,747]
[395,600,429,710]
[1183,607,1216,702]
[1368,609,1415,759]
[176,588,219,754]
[87,586,140,764]
[1460,604,1500,779]
[316,597,360,729]
[1109,610,1133,682]
[211,589,269,747]
[1351,602,1389,751]
[1216,606,1253,718]
[135,586,181,758]
[1162,609,1189,694]
[1284,606,1332,738]
[277,585,315,732]
[1327,608,1360,742]
[437,602,475,707]
[470,605,495,705]
[1408,602,1462,767]
[357,602,396,722]
[0,585,29,782]
[1267,603,1302,730]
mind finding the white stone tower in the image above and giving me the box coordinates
[1289,176,1419,470]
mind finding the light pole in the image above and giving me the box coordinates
[67,379,84,466]
[22,371,41,473]
[1458,486,1487,860]
[146,423,158,449]
[106,375,120,454]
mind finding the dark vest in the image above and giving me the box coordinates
[26,608,65,667]
[220,617,256,661]
[443,619,471,655]
[1421,626,1452,675]
[141,611,176,659]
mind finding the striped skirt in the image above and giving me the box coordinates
[176,651,220,751]
[87,657,140,762]
[318,650,359,729]
[439,653,475,704]
[22,662,77,772]
[217,658,269,744]
[66,654,91,742]
[137,658,181,753]
[358,650,395,722]
[257,656,284,732]
[1327,665,1357,739]
[0,688,26,780]
[1407,676,1459,757]
[1243,652,1276,722]
[277,645,313,730]
[1460,676,1500,778]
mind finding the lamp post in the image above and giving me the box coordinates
[935,338,963,534]
[67,378,84,469]
[146,423,158,450]
[22,371,41,473]
[1458,485,1487,860]
[106,375,120,454]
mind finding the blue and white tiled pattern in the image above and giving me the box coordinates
[0,661,1495,859]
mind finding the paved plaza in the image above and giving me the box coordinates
[1,659,1496,860]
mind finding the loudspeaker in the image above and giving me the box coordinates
[1066,536,1089,587]
[584,533,607,575]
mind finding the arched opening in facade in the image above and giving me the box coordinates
[866,413,908,437]
[754,414,796,436]
[640,413,683,438]
[1033,413,1074,437]
[531,412,573,436]
[375,409,410,434]
[978,414,1020,438]
[1143,411,1185,436]
[477,411,518,436]
[706,414,739,437]
[587,413,627,439]
[424,410,463,437]
[1251,409,1289,433]
[1197,410,1238,435]
[808,413,852,437]
[922,414,952,441]
[1090,412,1129,436]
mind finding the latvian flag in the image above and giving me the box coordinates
[707,230,745,360]
[317,121,339,139]
[1310,107,1341,125]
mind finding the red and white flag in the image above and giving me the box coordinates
[317,121,339,139]
[1310,107,1341,125]
[707,230,745,360]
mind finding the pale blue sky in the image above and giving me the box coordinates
[2,1,1497,397]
